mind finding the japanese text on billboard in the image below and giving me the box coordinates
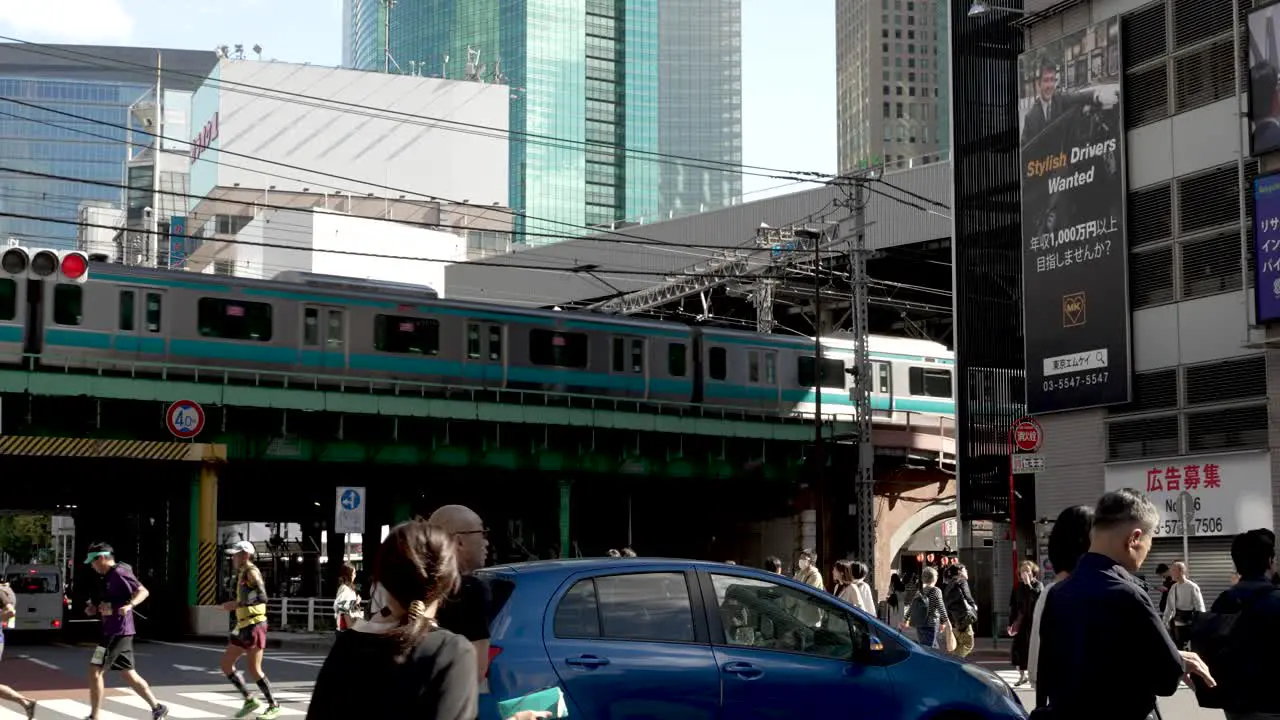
[1253,173,1280,323]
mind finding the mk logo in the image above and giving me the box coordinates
[1062,292,1086,327]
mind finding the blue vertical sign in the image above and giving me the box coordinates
[169,216,188,269]
[1254,174,1280,323]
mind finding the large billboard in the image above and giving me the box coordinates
[1254,173,1280,322]
[1019,16,1130,415]
[1249,2,1280,157]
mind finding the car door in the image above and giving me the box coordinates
[699,570,902,720]
[543,568,720,720]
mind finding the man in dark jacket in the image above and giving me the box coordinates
[1038,489,1215,719]
[1199,529,1280,719]
[943,564,978,658]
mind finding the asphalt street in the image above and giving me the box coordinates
[973,662,1227,719]
[0,637,322,718]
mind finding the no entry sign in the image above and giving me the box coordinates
[1012,417,1043,453]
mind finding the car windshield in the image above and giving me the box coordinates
[473,570,517,625]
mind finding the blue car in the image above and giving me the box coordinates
[475,558,1025,719]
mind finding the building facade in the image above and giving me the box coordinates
[837,0,950,175]
[950,0,1262,624]
[0,44,214,248]
[342,0,742,244]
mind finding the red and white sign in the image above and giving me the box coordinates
[166,399,206,439]
[189,112,219,163]
[1104,451,1273,537]
[1011,417,1043,453]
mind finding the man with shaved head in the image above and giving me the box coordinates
[427,504,491,679]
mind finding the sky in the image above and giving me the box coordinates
[0,0,836,200]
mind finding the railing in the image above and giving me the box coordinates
[266,597,338,634]
[19,353,863,426]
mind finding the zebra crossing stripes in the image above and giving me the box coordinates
[0,689,314,719]
[177,692,307,716]
[111,694,218,718]
[33,699,135,719]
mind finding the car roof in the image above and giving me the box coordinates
[479,558,778,577]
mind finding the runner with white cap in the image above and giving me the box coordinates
[219,540,280,719]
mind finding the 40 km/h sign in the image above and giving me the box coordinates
[1011,417,1044,454]
[166,400,206,440]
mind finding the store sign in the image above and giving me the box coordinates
[1104,451,1273,538]
[190,112,219,162]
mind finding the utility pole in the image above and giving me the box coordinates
[809,225,825,566]
[840,177,876,584]
[383,0,397,73]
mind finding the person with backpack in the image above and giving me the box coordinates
[901,566,948,648]
[1189,528,1280,719]
[943,563,978,658]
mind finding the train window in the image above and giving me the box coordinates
[630,339,643,373]
[303,308,319,346]
[709,346,727,380]
[764,352,777,385]
[488,325,502,361]
[326,310,344,348]
[118,290,135,331]
[611,337,625,372]
[0,279,13,322]
[145,293,162,333]
[197,297,273,341]
[374,315,440,355]
[53,285,82,326]
[748,351,760,383]
[798,356,845,390]
[876,362,891,393]
[530,329,588,368]
[908,366,952,398]
[467,323,482,359]
[668,343,687,377]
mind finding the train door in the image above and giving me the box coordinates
[762,349,780,405]
[874,361,892,412]
[302,305,348,372]
[610,335,648,399]
[465,321,505,386]
[113,288,166,361]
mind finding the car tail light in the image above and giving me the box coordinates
[51,619,61,629]
[486,646,502,678]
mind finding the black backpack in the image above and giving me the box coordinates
[909,590,930,627]
[1188,584,1277,710]
[945,581,977,629]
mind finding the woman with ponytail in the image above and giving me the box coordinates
[307,520,477,719]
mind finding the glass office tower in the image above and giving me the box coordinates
[0,44,215,248]
[345,0,741,245]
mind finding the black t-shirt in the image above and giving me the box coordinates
[306,627,477,720]
[435,576,490,643]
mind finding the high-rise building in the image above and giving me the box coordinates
[0,44,215,248]
[836,0,949,175]
[342,0,742,245]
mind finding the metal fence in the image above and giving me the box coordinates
[266,597,338,634]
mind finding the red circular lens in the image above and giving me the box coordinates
[60,253,87,280]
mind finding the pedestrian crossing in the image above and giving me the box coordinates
[0,689,314,719]
[992,669,1027,687]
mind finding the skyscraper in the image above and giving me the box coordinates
[343,0,742,245]
[836,0,949,175]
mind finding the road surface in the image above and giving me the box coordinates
[0,638,323,718]
[0,637,1230,718]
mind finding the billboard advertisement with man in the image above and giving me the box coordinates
[1249,2,1280,157]
[1019,16,1130,415]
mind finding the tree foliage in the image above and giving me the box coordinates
[0,515,52,564]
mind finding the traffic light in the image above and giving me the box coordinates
[0,248,89,283]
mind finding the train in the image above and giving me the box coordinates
[0,261,955,420]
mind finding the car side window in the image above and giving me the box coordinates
[552,572,696,643]
[709,573,860,660]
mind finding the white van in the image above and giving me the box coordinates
[3,565,65,633]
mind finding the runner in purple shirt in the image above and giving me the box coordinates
[84,542,169,720]
[0,581,36,718]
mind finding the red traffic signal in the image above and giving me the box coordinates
[60,251,88,283]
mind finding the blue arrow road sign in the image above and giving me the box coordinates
[341,488,361,511]
[335,486,366,534]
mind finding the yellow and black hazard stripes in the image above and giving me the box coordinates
[197,540,218,606]
[0,436,210,461]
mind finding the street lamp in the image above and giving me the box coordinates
[967,2,1027,16]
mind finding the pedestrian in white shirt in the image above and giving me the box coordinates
[1161,560,1205,650]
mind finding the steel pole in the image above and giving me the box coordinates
[1008,424,1019,585]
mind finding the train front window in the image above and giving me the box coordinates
[0,278,15,321]
[467,323,482,359]
[798,356,845,389]
[145,293,162,333]
[53,285,82,326]
[748,351,760,383]
[197,297,273,341]
[303,308,319,346]
[374,315,440,355]
[530,329,588,368]
[909,367,952,398]
[488,325,502,361]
